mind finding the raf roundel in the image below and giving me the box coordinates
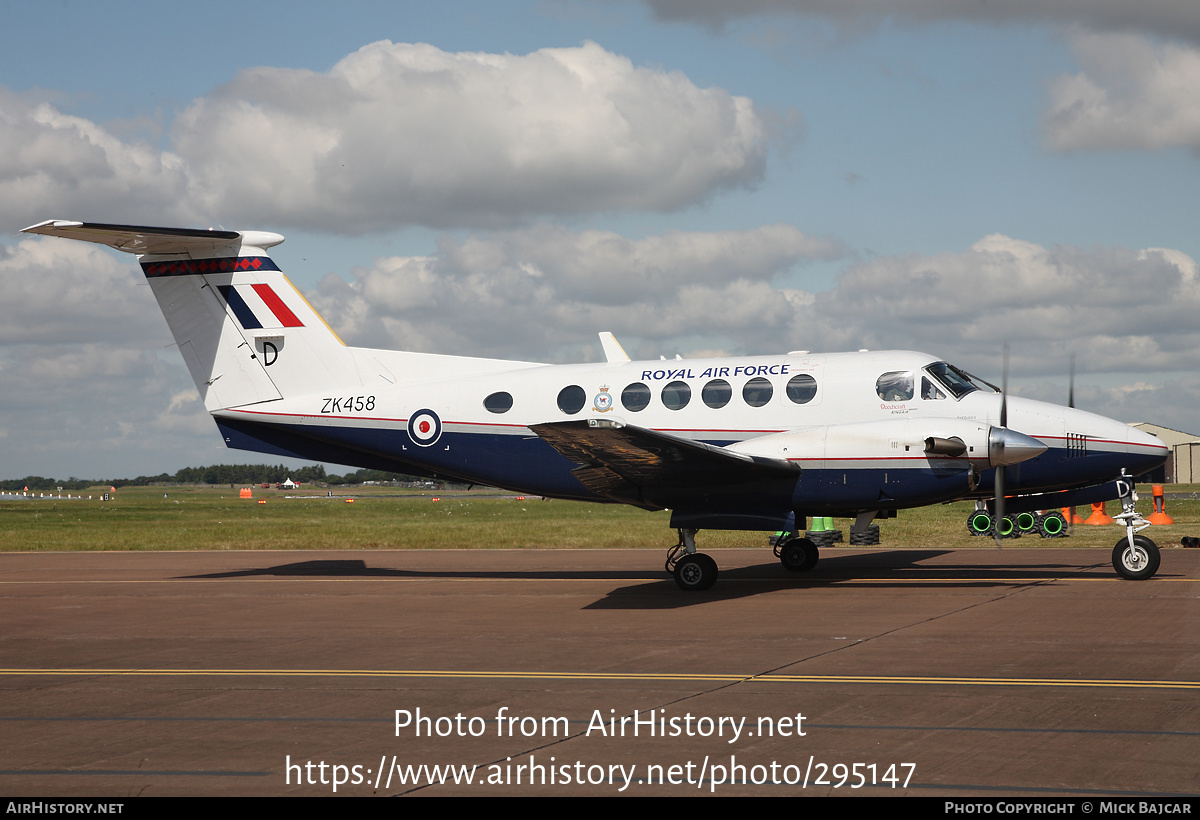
[407,409,442,447]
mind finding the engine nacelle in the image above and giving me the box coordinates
[728,417,1043,469]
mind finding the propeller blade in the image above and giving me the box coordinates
[1068,353,1075,409]
[994,465,1005,549]
[994,343,1010,550]
[1000,343,1009,429]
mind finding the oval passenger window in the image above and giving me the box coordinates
[786,374,817,404]
[557,385,586,414]
[661,381,691,411]
[484,392,513,414]
[621,383,651,412]
[742,377,773,407]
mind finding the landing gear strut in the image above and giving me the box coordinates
[666,529,718,591]
[1111,470,1160,580]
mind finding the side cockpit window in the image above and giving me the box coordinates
[921,377,946,400]
[876,371,914,402]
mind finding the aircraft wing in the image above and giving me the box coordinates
[530,419,800,509]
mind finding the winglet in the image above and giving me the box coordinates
[599,332,630,364]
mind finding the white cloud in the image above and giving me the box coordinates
[0,237,171,345]
[0,89,195,231]
[0,236,220,478]
[1043,32,1200,153]
[792,234,1200,377]
[3,41,776,235]
[313,228,1200,385]
[0,341,218,479]
[1020,376,1200,434]
[311,223,840,360]
[634,1,1200,44]
[175,40,773,231]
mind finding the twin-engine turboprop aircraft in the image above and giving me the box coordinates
[23,220,1170,589]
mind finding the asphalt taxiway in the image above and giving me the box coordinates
[1,547,1197,796]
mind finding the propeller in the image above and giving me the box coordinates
[1068,352,1075,409]
[1067,352,1076,535]
[994,343,1009,549]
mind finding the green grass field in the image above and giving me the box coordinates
[2,484,1197,553]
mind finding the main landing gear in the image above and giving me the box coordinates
[1111,470,1160,581]
[774,535,819,572]
[665,528,821,591]
[666,529,718,591]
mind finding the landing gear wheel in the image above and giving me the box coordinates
[1112,535,1160,581]
[779,538,819,572]
[673,553,718,591]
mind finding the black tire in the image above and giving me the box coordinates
[1038,511,1068,538]
[996,515,1020,539]
[967,511,992,537]
[780,538,819,572]
[848,524,880,546]
[805,530,836,548]
[1112,535,1160,581]
[674,553,719,590]
[1016,511,1038,533]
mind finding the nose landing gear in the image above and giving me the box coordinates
[1111,470,1160,580]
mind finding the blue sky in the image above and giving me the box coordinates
[2,0,1199,479]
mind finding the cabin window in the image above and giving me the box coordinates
[661,380,691,410]
[557,385,586,415]
[702,379,732,409]
[484,392,513,414]
[621,382,651,412]
[786,373,817,404]
[921,376,946,400]
[877,371,914,402]
[742,377,773,407]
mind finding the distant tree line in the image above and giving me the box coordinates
[1,465,429,491]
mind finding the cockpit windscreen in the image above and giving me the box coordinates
[924,361,996,399]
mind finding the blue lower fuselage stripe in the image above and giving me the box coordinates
[216,417,1161,517]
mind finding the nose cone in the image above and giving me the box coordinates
[1056,405,1169,478]
[1118,421,1171,475]
[989,427,1049,467]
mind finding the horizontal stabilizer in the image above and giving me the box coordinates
[21,220,283,257]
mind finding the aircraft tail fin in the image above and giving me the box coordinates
[22,220,350,412]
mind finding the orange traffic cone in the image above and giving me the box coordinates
[1148,484,1174,525]
[1084,502,1114,525]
